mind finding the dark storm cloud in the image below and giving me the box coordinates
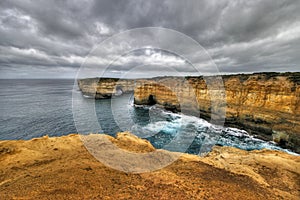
[0,0,299,78]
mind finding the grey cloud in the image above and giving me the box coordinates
[0,0,299,79]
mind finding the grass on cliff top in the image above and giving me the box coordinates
[78,72,300,85]
[220,72,300,84]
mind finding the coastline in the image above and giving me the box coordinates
[1,133,299,199]
[77,72,300,153]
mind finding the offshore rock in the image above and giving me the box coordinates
[78,78,135,98]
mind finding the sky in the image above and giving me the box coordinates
[0,0,299,79]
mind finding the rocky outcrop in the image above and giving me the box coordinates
[0,133,299,199]
[78,78,135,98]
[78,72,300,152]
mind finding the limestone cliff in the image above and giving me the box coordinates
[78,78,135,98]
[78,72,300,152]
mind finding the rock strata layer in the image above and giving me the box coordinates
[78,72,300,152]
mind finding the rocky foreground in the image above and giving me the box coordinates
[0,132,299,199]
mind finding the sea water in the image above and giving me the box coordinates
[0,79,297,155]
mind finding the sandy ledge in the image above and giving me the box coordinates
[0,132,299,200]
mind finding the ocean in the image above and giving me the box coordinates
[0,79,296,155]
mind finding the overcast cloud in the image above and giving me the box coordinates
[0,0,299,78]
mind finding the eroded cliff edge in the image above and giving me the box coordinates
[0,133,299,199]
[78,72,300,152]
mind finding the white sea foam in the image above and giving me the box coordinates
[83,94,93,98]
[129,103,299,156]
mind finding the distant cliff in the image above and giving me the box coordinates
[78,78,135,98]
[78,72,300,153]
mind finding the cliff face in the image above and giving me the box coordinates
[78,72,300,152]
[78,78,135,98]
